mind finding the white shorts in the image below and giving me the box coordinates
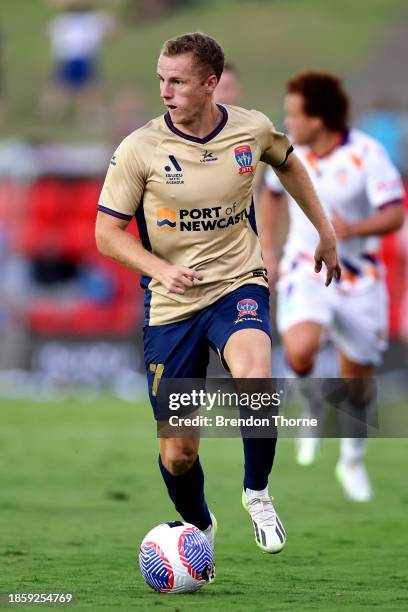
[276,265,388,366]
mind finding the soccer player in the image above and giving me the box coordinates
[259,71,405,501]
[95,34,340,556]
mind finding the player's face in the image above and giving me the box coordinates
[214,70,241,105]
[157,53,216,125]
[284,93,323,144]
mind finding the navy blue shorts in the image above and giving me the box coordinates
[143,284,271,418]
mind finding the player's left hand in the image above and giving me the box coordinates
[332,213,354,240]
[314,231,341,286]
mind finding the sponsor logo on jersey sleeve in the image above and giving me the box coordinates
[234,145,253,174]
[375,177,403,193]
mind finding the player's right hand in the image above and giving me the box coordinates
[314,232,341,287]
[157,264,203,294]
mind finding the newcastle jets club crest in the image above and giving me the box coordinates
[234,144,253,174]
[236,298,258,317]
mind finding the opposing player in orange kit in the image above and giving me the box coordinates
[260,71,404,501]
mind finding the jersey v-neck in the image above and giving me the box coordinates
[164,104,228,144]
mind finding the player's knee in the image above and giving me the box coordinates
[287,346,315,376]
[162,446,198,475]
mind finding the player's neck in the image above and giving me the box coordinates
[173,103,223,139]
[309,130,344,158]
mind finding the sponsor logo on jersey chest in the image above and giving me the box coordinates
[335,168,349,184]
[164,155,184,184]
[154,203,250,232]
[156,208,177,231]
[200,150,218,163]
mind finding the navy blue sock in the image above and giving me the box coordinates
[242,437,277,491]
[158,455,211,531]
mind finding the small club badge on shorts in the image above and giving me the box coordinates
[234,144,253,174]
[237,298,258,317]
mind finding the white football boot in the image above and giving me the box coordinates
[202,511,217,550]
[202,511,217,583]
[242,491,286,553]
[335,460,373,502]
[296,437,320,466]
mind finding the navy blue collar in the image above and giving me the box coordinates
[340,129,350,146]
[164,104,228,144]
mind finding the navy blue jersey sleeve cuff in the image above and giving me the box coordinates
[97,204,133,221]
[272,145,294,169]
[377,199,404,211]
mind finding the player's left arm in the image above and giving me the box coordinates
[332,203,405,240]
[332,143,405,240]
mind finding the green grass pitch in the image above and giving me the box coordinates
[1,397,407,611]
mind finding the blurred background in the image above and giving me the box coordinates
[0,0,407,402]
[2,6,407,605]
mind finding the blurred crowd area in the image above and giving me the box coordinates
[0,0,408,398]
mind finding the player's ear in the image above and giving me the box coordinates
[206,74,218,94]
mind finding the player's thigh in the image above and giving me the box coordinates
[337,351,373,378]
[224,328,272,378]
[143,317,209,419]
[277,273,332,334]
[332,282,388,367]
[206,284,272,378]
[277,273,330,366]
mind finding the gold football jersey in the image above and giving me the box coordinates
[98,104,292,325]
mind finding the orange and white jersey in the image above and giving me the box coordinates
[264,129,405,289]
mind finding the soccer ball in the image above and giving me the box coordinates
[139,520,214,593]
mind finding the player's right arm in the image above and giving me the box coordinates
[95,213,201,294]
[95,136,202,294]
